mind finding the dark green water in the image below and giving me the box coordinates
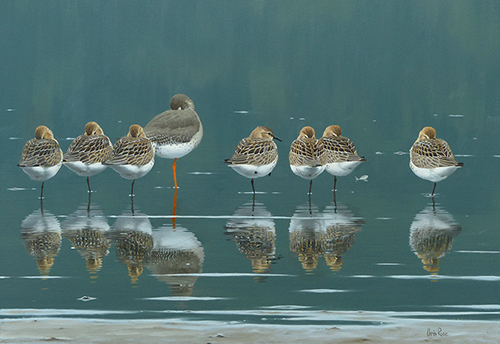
[1,1,500,324]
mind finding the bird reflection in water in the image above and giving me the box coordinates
[111,207,153,284]
[20,209,61,276]
[61,204,111,279]
[289,203,325,272]
[289,203,363,272]
[146,224,204,296]
[409,204,462,274]
[224,201,277,281]
[323,203,364,271]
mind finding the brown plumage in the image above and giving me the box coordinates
[320,125,366,164]
[410,127,463,169]
[409,126,463,196]
[105,125,154,166]
[225,126,280,166]
[289,126,326,167]
[18,126,63,168]
[63,122,112,164]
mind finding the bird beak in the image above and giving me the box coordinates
[273,135,282,142]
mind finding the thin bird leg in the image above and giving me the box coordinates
[172,158,178,189]
[40,181,44,200]
[308,191,312,215]
[131,180,135,215]
[87,177,92,215]
[309,180,313,195]
[251,178,255,194]
[333,188,337,211]
[431,182,437,196]
[40,183,44,216]
[172,187,178,229]
[87,188,91,216]
[333,176,337,191]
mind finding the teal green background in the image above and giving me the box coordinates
[1,0,499,323]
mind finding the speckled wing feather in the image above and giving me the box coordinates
[321,136,364,163]
[144,110,201,145]
[64,135,112,164]
[18,139,63,167]
[289,138,326,167]
[105,137,154,166]
[410,138,461,168]
[225,138,278,165]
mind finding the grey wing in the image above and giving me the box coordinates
[144,110,202,144]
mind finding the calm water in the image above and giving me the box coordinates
[1,0,500,326]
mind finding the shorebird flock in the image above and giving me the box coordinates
[18,94,463,201]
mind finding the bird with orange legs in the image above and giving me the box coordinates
[144,94,203,190]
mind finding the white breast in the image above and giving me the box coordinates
[290,165,325,180]
[64,161,108,177]
[229,161,277,179]
[324,161,362,177]
[21,163,62,182]
[409,161,459,183]
[110,159,155,180]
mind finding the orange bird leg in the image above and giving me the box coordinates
[172,158,178,189]
[171,187,178,228]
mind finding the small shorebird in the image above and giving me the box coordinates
[289,126,326,195]
[320,125,366,192]
[409,126,463,196]
[225,126,281,194]
[18,125,63,200]
[63,122,112,193]
[104,124,154,197]
[144,94,203,189]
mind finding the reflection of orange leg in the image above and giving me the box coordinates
[171,187,178,228]
[172,158,178,189]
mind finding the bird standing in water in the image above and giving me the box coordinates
[18,125,63,201]
[144,94,203,189]
[319,125,366,197]
[289,126,326,195]
[225,126,281,194]
[104,124,155,198]
[63,122,113,194]
[409,126,463,196]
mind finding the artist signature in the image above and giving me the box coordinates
[427,327,449,337]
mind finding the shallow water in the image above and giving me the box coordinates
[1,0,500,330]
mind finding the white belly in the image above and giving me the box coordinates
[229,161,277,179]
[324,161,362,177]
[64,161,108,177]
[110,160,155,180]
[290,165,325,180]
[409,161,458,183]
[154,130,203,159]
[21,164,62,182]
